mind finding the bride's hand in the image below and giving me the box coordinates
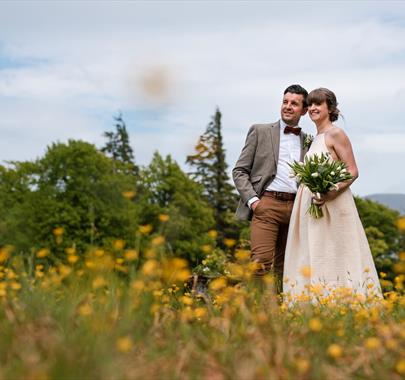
[311,193,325,206]
[312,190,339,205]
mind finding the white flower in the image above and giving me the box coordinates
[298,162,304,166]
[289,171,296,178]
[330,171,335,175]
[311,172,319,178]
[340,168,347,173]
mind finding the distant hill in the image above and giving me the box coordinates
[365,193,405,215]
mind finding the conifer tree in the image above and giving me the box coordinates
[186,108,239,242]
[101,113,138,174]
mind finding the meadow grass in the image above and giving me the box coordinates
[0,234,404,380]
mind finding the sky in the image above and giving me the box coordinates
[1,0,405,196]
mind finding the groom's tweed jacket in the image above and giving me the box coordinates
[232,121,306,221]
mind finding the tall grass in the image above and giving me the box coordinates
[0,229,404,380]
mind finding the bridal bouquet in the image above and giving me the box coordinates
[289,152,353,218]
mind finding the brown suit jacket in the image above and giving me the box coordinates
[232,121,307,221]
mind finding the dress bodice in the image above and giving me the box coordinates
[306,133,329,158]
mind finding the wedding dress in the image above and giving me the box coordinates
[283,133,382,301]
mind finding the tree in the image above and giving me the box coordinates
[0,140,140,255]
[355,196,404,279]
[186,108,241,243]
[0,161,39,251]
[137,152,215,264]
[101,113,138,175]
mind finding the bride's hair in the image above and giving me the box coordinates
[307,88,340,122]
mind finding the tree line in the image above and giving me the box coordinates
[0,110,403,281]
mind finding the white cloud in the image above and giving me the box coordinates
[0,1,404,195]
[355,133,405,154]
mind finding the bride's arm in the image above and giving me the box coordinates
[314,128,359,204]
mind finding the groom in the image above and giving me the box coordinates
[232,84,308,287]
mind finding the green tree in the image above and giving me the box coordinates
[101,113,138,175]
[355,196,404,279]
[186,108,241,244]
[137,152,215,264]
[0,161,39,251]
[0,140,139,255]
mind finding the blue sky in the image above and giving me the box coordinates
[1,1,405,195]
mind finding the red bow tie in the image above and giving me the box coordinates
[284,126,301,135]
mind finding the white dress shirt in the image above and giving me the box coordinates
[248,119,301,208]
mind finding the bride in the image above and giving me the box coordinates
[282,88,382,301]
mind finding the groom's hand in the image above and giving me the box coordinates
[251,200,260,211]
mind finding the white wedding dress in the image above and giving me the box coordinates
[283,133,382,301]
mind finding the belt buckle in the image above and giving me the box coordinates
[277,191,291,201]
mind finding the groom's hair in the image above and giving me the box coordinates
[284,84,308,107]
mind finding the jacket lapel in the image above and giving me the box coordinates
[270,121,280,168]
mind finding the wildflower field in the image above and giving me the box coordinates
[0,223,404,380]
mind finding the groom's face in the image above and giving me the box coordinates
[281,92,307,126]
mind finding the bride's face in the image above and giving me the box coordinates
[308,101,329,123]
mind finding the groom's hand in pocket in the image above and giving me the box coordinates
[251,200,260,211]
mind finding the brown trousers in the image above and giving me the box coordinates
[250,194,294,283]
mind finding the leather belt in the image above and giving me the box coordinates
[262,190,296,201]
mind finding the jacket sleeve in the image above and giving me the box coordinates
[232,125,259,204]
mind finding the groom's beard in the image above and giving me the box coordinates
[281,116,301,127]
